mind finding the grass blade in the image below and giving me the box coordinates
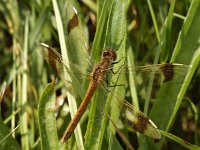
[38,80,59,150]
[0,118,20,150]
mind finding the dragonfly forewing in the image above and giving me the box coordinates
[64,4,93,69]
[38,43,90,96]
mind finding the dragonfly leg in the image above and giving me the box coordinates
[108,84,124,88]
[112,57,125,65]
[110,63,125,74]
[110,57,126,75]
[104,75,124,87]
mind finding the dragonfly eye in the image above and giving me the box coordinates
[102,49,117,61]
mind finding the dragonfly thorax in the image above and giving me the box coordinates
[102,49,117,61]
[90,49,117,84]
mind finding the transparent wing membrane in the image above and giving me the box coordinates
[65,4,93,69]
[119,100,160,139]
[38,43,89,97]
[102,83,161,139]
[112,63,191,84]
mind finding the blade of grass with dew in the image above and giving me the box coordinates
[38,80,59,150]
[147,0,200,149]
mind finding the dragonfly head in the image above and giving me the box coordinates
[102,49,117,61]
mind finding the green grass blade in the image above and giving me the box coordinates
[91,0,114,59]
[19,14,29,150]
[159,130,200,150]
[38,80,59,150]
[12,40,17,139]
[82,0,97,13]
[0,118,20,150]
[147,0,160,42]
[29,6,49,49]
[160,0,176,61]
[52,1,86,148]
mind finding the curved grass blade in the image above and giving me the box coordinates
[38,80,59,150]
[159,130,200,150]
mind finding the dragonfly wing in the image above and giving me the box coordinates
[64,4,94,68]
[113,63,191,83]
[102,63,191,139]
[37,43,89,96]
[101,82,161,139]
[135,63,191,82]
[119,100,161,139]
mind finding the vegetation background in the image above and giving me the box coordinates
[0,0,199,149]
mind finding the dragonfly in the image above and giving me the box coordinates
[38,5,191,144]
